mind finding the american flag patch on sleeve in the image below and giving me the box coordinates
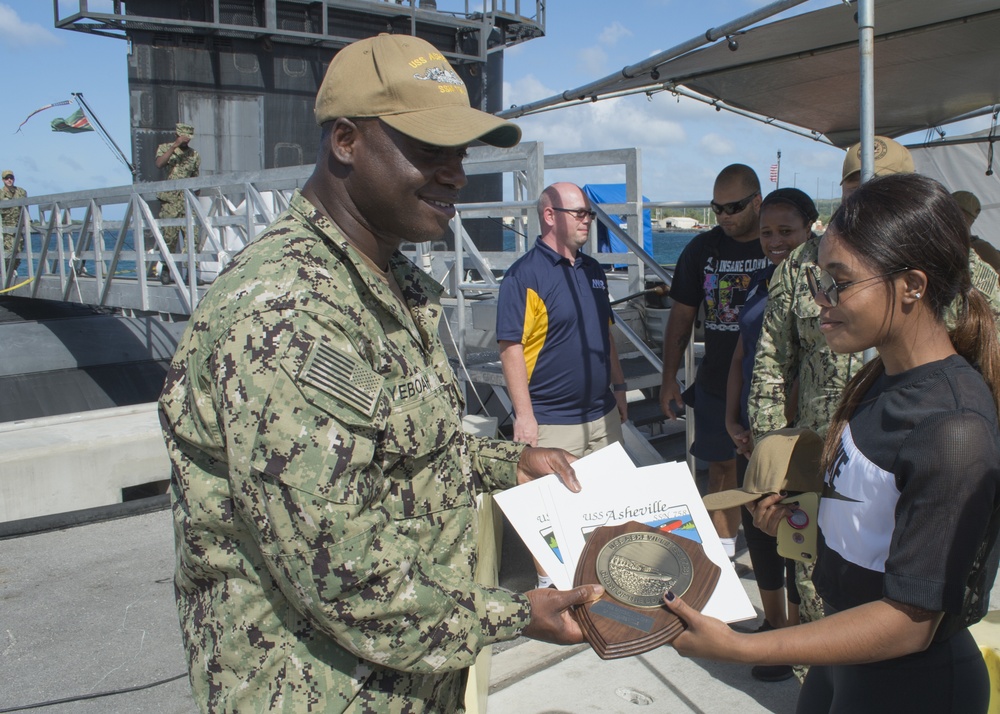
[300,340,384,418]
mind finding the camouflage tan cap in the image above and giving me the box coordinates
[176,123,194,136]
[703,428,824,511]
[1,170,12,179]
[952,190,982,222]
[841,136,914,184]
[314,33,521,148]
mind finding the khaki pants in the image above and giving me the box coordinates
[536,409,623,458]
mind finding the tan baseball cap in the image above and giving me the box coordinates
[314,33,521,148]
[703,428,824,511]
[840,136,914,184]
[1,170,12,179]
[952,190,981,222]
[176,123,194,136]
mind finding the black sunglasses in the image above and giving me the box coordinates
[710,191,758,216]
[805,264,910,307]
[3,176,13,180]
[552,206,597,221]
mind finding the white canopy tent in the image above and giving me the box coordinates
[911,129,1000,249]
[502,0,1000,149]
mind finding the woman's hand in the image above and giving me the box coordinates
[662,590,744,662]
[745,492,794,537]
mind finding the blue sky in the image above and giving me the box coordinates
[0,1,990,203]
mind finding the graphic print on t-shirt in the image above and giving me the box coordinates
[702,257,766,331]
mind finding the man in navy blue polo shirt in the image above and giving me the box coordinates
[498,183,628,585]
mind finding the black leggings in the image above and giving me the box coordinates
[796,628,990,714]
[736,455,799,602]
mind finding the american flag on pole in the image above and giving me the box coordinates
[769,164,779,183]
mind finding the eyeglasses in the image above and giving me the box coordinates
[806,264,910,307]
[2,176,12,181]
[552,206,597,221]
[710,191,758,216]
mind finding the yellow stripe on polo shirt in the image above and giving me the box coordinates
[521,288,548,382]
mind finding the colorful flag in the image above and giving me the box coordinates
[16,100,72,132]
[769,164,779,183]
[51,108,94,134]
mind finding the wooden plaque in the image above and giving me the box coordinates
[573,521,721,659]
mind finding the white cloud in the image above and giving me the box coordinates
[0,4,61,47]
[577,46,607,76]
[512,95,686,161]
[504,75,558,107]
[699,132,736,156]
[599,21,632,47]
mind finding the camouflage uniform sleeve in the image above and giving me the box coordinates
[748,253,800,440]
[466,436,525,492]
[214,313,530,672]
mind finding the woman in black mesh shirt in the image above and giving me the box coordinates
[663,174,1000,714]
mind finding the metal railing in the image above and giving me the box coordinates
[54,0,546,62]
[1,165,311,314]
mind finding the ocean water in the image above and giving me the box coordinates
[650,231,696,266]
[10,230,142,278]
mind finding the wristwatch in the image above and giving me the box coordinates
[612,383,628,392]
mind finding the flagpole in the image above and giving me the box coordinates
[73,92,136,177]
[776,150,781,188]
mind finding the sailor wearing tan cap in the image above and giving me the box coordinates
[154,122,200,279]
[954,189,1000,279]
[160,33,601,714]
[1,169,27,258]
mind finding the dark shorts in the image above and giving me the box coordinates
[687,382,736,462]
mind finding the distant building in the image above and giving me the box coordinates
[659,216,699,230]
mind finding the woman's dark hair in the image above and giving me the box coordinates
[820,173,1000,472]
[760,187,819,226]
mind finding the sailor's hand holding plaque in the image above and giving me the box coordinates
[573,521,721,659]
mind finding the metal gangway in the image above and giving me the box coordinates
[0,142,667,316]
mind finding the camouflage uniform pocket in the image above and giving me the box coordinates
[380,377,474,521]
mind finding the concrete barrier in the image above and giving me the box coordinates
[0,403,170,522]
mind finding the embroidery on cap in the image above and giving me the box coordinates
[301,340,383,418]
[413,66,464,86]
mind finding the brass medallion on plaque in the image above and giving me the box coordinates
[573,521,721,659]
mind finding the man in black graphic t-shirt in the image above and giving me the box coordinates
[660,164,767,559]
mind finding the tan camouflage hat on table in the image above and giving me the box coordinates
[703,428,824,511]
[314,33,520,148]
[175,123,194,136]
[840,135,914,184]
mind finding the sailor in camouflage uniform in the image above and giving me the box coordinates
[747,137,1000,678]
[160,34,601,714]
[1,169,27,256]
[155,122,201,258]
